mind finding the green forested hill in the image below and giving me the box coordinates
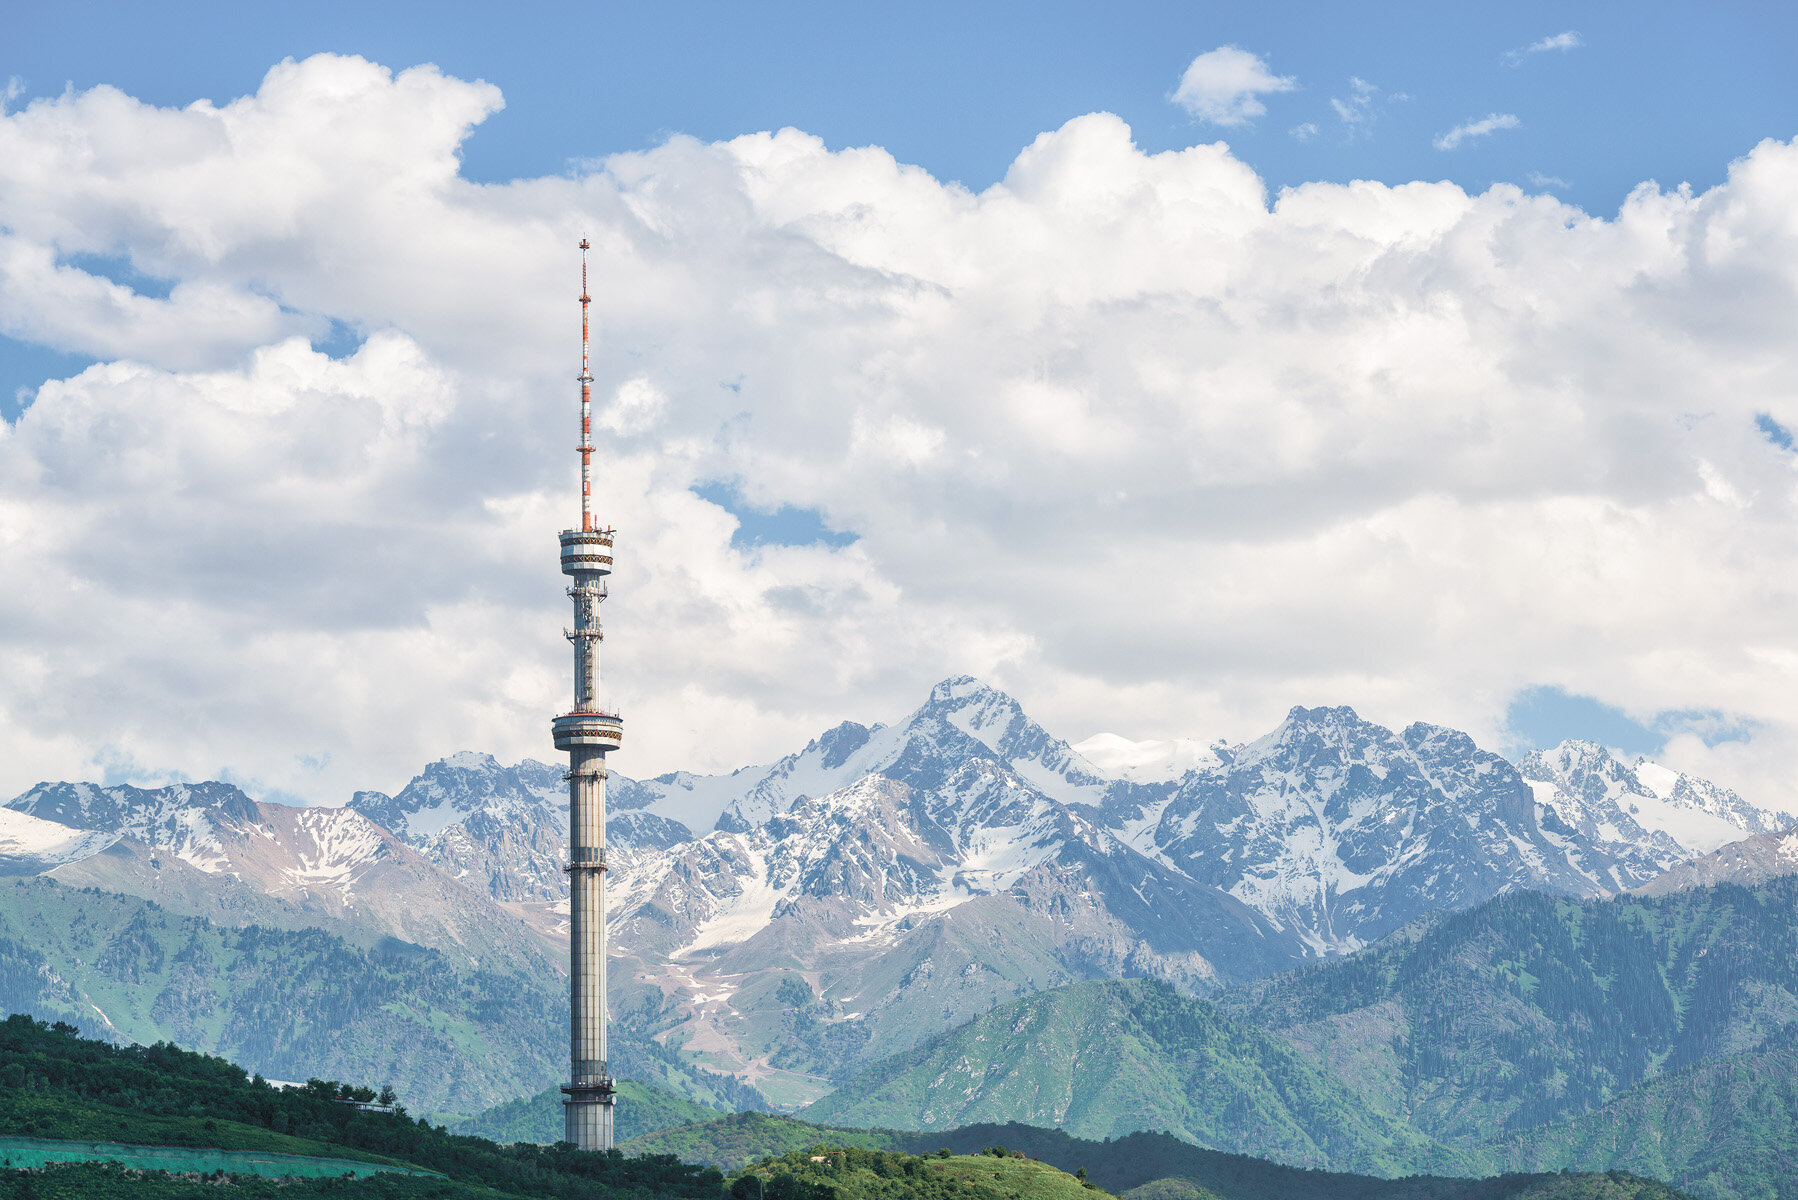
[0,876,761,1115]
[780,879,1798,1200]
[1221,879,1798,1143]
[799,978,1465,1175]
[1478,1026,1798,1199]
[453,1078,724,1144]
[625,1112,903,1169]
[0,1014,1692,1200]
[0,1012,723,1199]
[624,1115,1691,1200]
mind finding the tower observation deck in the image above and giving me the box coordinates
[555,239,622,1151]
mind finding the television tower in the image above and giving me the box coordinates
[553,237,622,1150]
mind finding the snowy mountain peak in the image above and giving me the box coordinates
[443,750,503,771]
[1235,704,1402,772]
[1520,739,1789,864]
[707,679,1110,834]
[1522,740,1640,797]
[3,778,420,901]
[915,677,1108,799]
[5,779,269,871]
[347,754,565,841]
[927,674,1001,706]
[808,721,876,771]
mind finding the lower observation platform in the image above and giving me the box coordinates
[552,710,623,750]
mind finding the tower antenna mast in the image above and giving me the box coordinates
[554,237,623,1150]
[579,238,594,534]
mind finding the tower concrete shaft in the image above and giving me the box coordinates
[553,239,622,1150]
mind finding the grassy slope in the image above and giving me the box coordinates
[0,1088,417,1169]
[931,1152,1104,1200]
[799,978,1464,1175]
[453,1078,724,1144]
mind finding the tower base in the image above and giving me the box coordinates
[563,1080,616,1151]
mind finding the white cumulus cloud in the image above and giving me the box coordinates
[1171,46,1297,126]
[2,55,1798,815]
[1434,113,1521,150]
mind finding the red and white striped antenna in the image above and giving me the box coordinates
[578,238,594,533]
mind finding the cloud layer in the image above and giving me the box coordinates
[3,55,1798,811]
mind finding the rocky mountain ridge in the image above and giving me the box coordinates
[5,676,1789,1109]
[305,678,1791,1102]
[6,778,553,972]
[1518,741,1784,880]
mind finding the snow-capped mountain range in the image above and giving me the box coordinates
[5,778,552,972]
[4,675,1790,1104]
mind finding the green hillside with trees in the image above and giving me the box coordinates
[1479,1025,1798,1199]
[0,1013,1692,1200]
[628,1119,1692,1200]
[0,876,762,1116]
[453,1078,724,1144]
[0,1012,722,1198]
[1223,879,1798,1144]
[624,1112,903,1169]
[800,978,1465,1175]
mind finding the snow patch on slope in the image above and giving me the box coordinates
[0,808,117,867]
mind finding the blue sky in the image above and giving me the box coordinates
[2,1,1796,795]
[9,1,1793,205]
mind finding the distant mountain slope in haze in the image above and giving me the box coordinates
[800,978,1465,1176]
